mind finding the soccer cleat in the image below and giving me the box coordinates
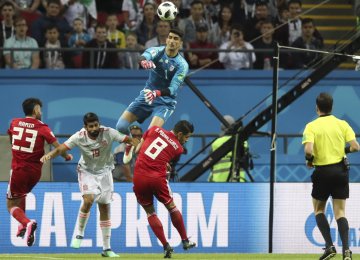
[182,239,196,251]
[25,221,37,247]
[71,235,84,249]
[343,249,352,260]
[163,243,174,258]
[101,249,119,257]
[123,144,134,164]
[16,224,26,238]
[319,245,336,260]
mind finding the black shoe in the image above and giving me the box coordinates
[319,246,336,260]
[343,249,352,260]
[182,239,196,250]
[163,243,173,258]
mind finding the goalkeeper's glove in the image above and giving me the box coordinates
[144,89,161,105]
[140,60,156,69]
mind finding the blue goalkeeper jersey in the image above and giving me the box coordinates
[141,46,189,98]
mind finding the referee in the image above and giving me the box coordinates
[302,93,359,260]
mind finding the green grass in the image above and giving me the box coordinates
[0,254,355,260]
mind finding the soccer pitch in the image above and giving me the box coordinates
[0,254,353,259]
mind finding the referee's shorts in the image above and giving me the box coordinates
[311,161,349,201]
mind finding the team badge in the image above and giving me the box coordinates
[150,50,157,57]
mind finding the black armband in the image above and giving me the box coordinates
[345,146,351,154]
[160,88,171,96]
[305,155,314,162]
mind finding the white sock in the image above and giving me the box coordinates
[77,211,90,237]
[100,220,112,250]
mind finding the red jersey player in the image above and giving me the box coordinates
[133,120,196,258]
[7,98,72,247]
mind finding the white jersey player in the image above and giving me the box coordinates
[41,112,140,257]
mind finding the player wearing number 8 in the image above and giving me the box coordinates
[7,98,72,247]
[133,120,196,258]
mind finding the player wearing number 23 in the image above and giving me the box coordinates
[7,98,72,247]
[116,28,189,134]
[133,120,196,258]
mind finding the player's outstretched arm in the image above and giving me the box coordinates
[40,143,70,163]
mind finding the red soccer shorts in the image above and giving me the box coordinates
[7,169,41,199]
[133,174,173,206]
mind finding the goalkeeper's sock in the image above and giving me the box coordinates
[337,217,349,252]
[315,213,333,247]
[147,213,167,246]
[169,206,187,240]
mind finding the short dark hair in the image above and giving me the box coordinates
[288,0,302,7]
[169,28,184,40]
[1,1,15,11]
[173,120,194,135]
[316,92,333,114]
[22,98,42,116]
[231,23,243,33]
[45,24,59,32]
[190,0,203,7]
[302,18,314,26]
[83,112,99,125]
[47,0,61,6]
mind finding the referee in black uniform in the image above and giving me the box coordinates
[302,93,359,260]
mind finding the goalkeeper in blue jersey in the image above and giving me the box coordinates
[116,28,189,135]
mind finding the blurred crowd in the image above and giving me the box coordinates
[0,0,325,70]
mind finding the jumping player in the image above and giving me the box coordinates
[133,120,196,258]
[7,97,72,247]
[41,112,139,257]
[115,28,188,135]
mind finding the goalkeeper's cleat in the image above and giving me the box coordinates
[71,235,84,249]
[163,243,173,258]
[182,239,196,251]
[343,249,352,260]
[101,249,119,257]
[26,221,37,247]
[319,245,336,260]
[16,224,26,238]
[123,144,134,164]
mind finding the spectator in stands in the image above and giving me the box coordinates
[4,16,40,69]
[61,0,89,28]
[178,0,206,44]
[122,0,155,32]
[291,18,323,69]
[106,13,126,49]
[31,0,72,46]
[42,24,69,69]
[209,4,233,47]
[186,22,222,69]
[9,0,41,13]
[274,4,290,26]
[253,19,276,69]
[166,0,182,27]
[118,32,143,69]
[219,24,256,70]
[0,1,15,68]
[145,20,171,48]
[67,17,91,68]
[136,2,157,46]
[82,24,118,69]
[244,1,272,42]
[275,0,302,46]
[202,0,217,29]
[112,125,143,182]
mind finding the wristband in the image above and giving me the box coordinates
[305,155,314,162]
[345,146,351,154]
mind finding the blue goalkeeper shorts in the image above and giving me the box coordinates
[126,89,176,123]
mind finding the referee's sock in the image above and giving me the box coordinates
[337,217,349,252]
[315,213,333,247]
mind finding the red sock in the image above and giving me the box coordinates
[10,207,30,226]
[169,207,187,240]
[19,197,26,211]
[147,213,167,246]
